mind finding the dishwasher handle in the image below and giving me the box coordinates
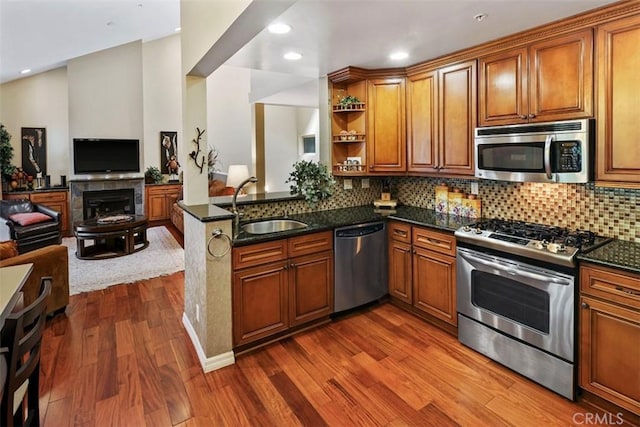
[335,222,385,238]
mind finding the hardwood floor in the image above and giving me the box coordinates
[39,272,629,426]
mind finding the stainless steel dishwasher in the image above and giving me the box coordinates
[334,222,387,313]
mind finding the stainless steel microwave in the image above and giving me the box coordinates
[474,119,595,183]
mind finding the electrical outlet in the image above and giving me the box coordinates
[196,304,200,322]
[343,179,353,190]
[362,178,370,189]
[471,182,479,195]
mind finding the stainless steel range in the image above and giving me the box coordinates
[455,219,610,400]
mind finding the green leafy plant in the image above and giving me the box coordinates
[0,124,16,183]
[286,160,336,207]
[144,166,163,184]
[339,95,361,107]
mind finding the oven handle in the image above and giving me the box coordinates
[544,135,554,180]
[459,248,572,286]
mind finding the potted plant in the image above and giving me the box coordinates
[0,124,17,189]
[339,95,361,108]
[144,166,163,184]
[286,160,336,207]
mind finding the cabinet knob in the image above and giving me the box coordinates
[369,165,374,170]
[519,115,527,120]
[283,264,288,270]
[432,165,439,170]
[528,113,536,119]
[290,263,296,268]
[581,302,589,309]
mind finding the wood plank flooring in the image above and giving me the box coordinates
[39,271,630,426]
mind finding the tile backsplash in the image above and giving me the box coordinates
[242,176,639,242]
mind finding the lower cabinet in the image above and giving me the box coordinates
[145,183,182,222]
[388,221,457,327]
[232,231,334,347]
[579,264,640,415]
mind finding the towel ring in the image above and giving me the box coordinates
[207,229,231,258]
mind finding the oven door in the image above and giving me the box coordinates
[457,247,575,361]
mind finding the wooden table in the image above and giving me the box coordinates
[0,263,33,402]
[74,215,149,260]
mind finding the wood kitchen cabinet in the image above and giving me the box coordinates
[367,77,406,174]
[479,29,593,126]
[579,264,640,415]
[388,221,457,327]
[596,15,640,185]
[406,60,476,176]
[4,190,70,235]
[232,231,333,347]
[145,183,182,222]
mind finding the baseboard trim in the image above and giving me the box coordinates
[182,312,235,373]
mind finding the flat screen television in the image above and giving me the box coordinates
[73,138,140,174]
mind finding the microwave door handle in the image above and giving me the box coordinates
[544,135,554,180]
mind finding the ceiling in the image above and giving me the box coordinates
[1,0,620,103]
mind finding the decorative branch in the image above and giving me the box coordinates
[189,127,206,174]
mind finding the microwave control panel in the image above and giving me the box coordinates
[554,141,582,172]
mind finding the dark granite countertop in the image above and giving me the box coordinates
[4,186,69,194]
[578,239,640,275]
[232,205,477,246]
[210,191,303,207]
[179,201,235,222]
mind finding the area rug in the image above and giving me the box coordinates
[62,226,184,295]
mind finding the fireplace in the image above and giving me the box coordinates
[70,178,144,224]
[82,189,135,219]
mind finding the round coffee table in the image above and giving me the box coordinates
[74,215,149,260]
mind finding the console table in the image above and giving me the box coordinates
[74,215,149,260]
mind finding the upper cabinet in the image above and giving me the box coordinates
[479,29,593,126]
[407,60,476,176]
[596,15,640,185]
[367,78,406,174]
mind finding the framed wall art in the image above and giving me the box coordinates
[160,131,178,175]
[21,127,46,178]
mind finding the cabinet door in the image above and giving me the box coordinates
[413,247,457,325]
[388,240,412,304]
[438,60,476,176]
[407,70,438,172]
[146,191,167,221]
[367,78,406,173]
[289,250,334,327]
[579,296,640,414]
[529,29,593,122]
[233,261,289,346]
[596,16,640,183]
[478,47,528,126]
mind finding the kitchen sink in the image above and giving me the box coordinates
[241,219,308,234]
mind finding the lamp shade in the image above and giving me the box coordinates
[226,164,250,188]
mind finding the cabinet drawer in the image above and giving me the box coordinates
[289,231,333,258]
[30,191,67,203]
[412,227,456,256]
[233,240,288,270]
[388,221,411,244]
[580,264,640,309]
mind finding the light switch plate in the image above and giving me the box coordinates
[344,179,353,190]
[471,182,479,195]
[362,178,370,189]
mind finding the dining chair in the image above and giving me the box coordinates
[0,277,51,426]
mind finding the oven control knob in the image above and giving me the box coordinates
[474,228,483,234]
[532,241,545,250]
[462,226,471,232]
[547,243,566,253]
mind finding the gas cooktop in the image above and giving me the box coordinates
[454,219,611,268]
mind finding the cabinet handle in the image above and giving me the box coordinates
[393,229,408,237]
[615,286,640,296]
[528,113,536,119]
[412,250,417,254]
[283,264,289,270]
[432,165,439,170]
[290,263,296,268]
[581,302,589,309]
[519,115,527,119]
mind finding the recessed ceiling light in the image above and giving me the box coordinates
[284,51,302,60]
[390,51,409,61]
[474,13,488,22]
[20,69,31,75]
[268,23,291,34]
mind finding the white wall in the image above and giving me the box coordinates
[0,67,69,184]
[264,105,319,192]
[206,65,252,174]
[142,34,183,172]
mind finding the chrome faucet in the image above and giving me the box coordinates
[232,176,258,228]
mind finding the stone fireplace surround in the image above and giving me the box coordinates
[70,178,144,225]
